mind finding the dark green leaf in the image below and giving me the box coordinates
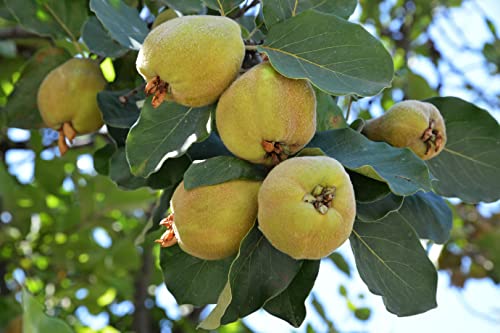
[200,226,303,329]
[5,0,87,40]
[90,0,149,50]
[161,0,205,14]
[202,0,244,15]
[397,192,452,244]
[310,129,433,196]
[350,217,438,316]
[264,260,320,328]
[262,0,357,26]
[110,147,148,189]
[357,193,404,222]
[237,14,266,41]
[93,143,116,175]
[108,126,129,147]
[328,252,350,277]
[126,99,212,177]
[151,186,176,231]
[97,89,143,129]
[160,245,233,305]
[186,132,232,160]
[183,156,266,190]
[348,171,391,203]
[3,47,70,129]
[426,97,500,203]
[258,10,394,97]
[315,89,347,131]
[146,155,191,189]
[81,16,129,58]
[22,289,74,333]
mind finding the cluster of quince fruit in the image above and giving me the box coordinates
[36,15,447,261]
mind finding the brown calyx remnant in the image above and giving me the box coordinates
[302,185,336,215]
[145,76,170,108]
[262,140,293,165]
[155,214,178,248]
[421,119,444,156]
[57,121,77,156]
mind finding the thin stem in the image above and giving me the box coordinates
[231,0,260,19]
[346,95,353,122]
[245,45,259,51]
[43,3,83,54]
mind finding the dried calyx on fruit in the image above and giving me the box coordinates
[37,58,106,156]
[136,15,245,108]
[362,100,447,160]
[258,156,356,260]
[216,62,317,166]
[156,180,261,260]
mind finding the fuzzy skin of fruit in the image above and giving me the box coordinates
[136,15,245,107]
[258,156,356,260]
[37,58,106,134]
[171,180,261,260]
[362,100,447,160]
[216,62,317,165]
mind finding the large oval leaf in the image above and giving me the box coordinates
[309,128,433,196]
[162,0,205,14]
[160,245,234,306]
[357,193,404,222]
[90,0,149,50]
[262,0,357,26]
[183,156,266,190]
[125,99,212,177]
[350,217,438,316]
[81,16,129,58]
[258,10,394,97]
[97,90,143,129]
[427,97,500,203]
[23,289,74,333]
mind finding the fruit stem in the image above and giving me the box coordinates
[155,214,178,248]
[62,122,77,142]
[57,129,69,156]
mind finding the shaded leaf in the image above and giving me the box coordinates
[397,191,452,244]
[202,0,244,15]
[350,217,438,316]
[258,10,394,97]
[93,143,116,175]
[3,47,70,129]
[81,16,129,58]
[262,0,357,26]
[186,132,232,160]
[309,129,433,196]
[161,0,205,14]
[22,289,74,333]
[427,97,500,203]
[183,156,266,190]
[357,193,404,222]
[90,0,149,50]
[328,253,350,276]
[264,260,320,327]
[348,171,391,203]
[160,245,234,305]
[126,99,212,177]
[315,89,347,131]
[97,89,143,129]
[5,0,87,40]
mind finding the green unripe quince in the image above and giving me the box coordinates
[136,15,245,108]
[258,156,356,260]
[37,58,106,134]
[168,180,261,260]
[362,100,447,160]
[151,9,178,29]
[216,62,317,165]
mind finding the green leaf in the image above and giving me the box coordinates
[264,260,320,327]
[126,99,212,177]
[350,217,438,316]
[356,193,404,222]
[315,89,347,131]
[97,89,143,128]
[396,192,452,244]
[186,133,232,160]
[110,147,148,189]
[81,16,129,58]
[183,156,266,190]
[349,171,391,203]
[309,129,433,196]
[3,47,70,129]
[108,126,129,146]
[202,0,244,15]
[90,0,149,50]
[161,0,205,14]
[22,289,74,333]
[426,97,500,203]
[159,245,234,305]
[262,0,357,26]
[328,252,350,276]
[93,143,116,175]
[200,226,303,329]
[258,10,394,97]
[5,0,87,40]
